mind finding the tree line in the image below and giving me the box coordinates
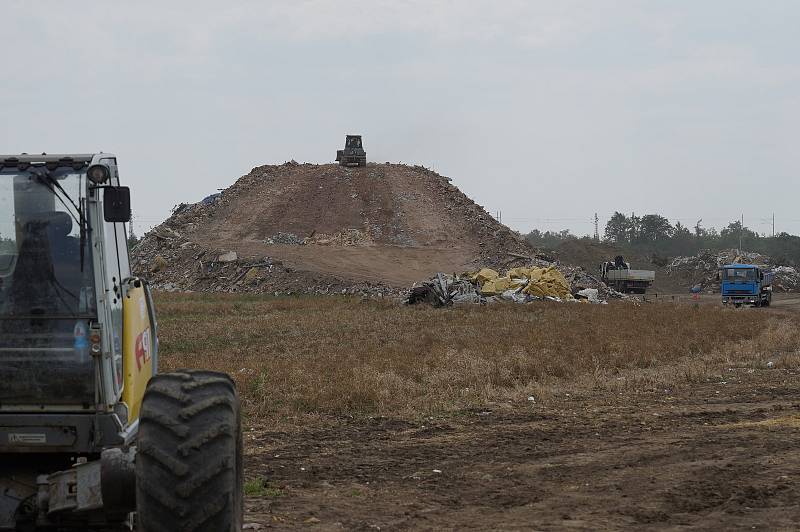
[526,212,800,266]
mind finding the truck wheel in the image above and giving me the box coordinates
[136,370,243,532]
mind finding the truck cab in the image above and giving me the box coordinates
[720,263,773,307]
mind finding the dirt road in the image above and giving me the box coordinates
[243,368,799,530]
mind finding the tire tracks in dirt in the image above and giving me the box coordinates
[243,371,800,530]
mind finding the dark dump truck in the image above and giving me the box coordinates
[336,135,367,167]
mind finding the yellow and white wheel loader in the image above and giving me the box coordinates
[0,154,243,531]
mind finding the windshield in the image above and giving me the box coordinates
[0,168,95,317]
[722,268,756,282]
[0,167,95,407]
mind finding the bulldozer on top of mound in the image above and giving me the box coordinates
[0,154,242,531]
[336,135,367,167]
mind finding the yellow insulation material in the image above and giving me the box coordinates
[522,266,573,300]
[464,265,573,300]
[467,268,499,285]
[480,276,516,295]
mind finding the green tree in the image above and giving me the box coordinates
[604,212,630,244]
[637,214,673,244]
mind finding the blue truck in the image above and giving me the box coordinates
[720,264,774,307]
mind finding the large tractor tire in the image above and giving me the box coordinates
[135,370,243,532]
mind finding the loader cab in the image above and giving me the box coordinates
[0,154,242,532]
[0,154,143,418]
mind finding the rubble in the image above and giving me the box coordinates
[666,249,800,292]
[406,263,624,306]
[200,193,222,206]
[264,232,304,245]
[218,251,239,262]
[131,227,402,298]
[304,228,371,246]
[576,288,601,303]
[130,162,559,296]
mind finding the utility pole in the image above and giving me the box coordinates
[739,213,743,253]
[594,213,599,241]
[772,212,775,237]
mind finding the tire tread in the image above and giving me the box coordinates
[136,369,243,532]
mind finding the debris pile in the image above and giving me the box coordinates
[265,232,304,245]
[772,265,800,291]
[132,161,542,293]
[304,228,372,246]
[406,264,620,306]
[131,233,400,297]
[666,249,800,292]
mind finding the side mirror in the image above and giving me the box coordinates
[104,186,131,223]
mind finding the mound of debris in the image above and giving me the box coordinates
[132,236,400,297]
[666,249,800,292]
[133,162,541,293]
[406,262,625,307]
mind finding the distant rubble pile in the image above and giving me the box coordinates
[666,249,800,292]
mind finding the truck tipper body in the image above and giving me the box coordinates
[720,263,773,307]
[600,256,655,294]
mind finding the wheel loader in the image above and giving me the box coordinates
[0,154,243,531]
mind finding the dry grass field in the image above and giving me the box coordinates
[155,293,794,420]
[154,293,800,530]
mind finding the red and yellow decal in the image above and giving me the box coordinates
[122,283,155,420]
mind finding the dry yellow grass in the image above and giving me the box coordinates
[153,293,795,420]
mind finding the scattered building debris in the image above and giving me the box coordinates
[265,232,305,245]
[131,231,401,297]
[405,263,624,306]
[666,249,800,292]
[304,228,372,246]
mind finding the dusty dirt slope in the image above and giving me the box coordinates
[134,162,536,290]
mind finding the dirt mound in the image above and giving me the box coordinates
[132,162,537,293]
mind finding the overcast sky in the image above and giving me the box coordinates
[2,1,798,237]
